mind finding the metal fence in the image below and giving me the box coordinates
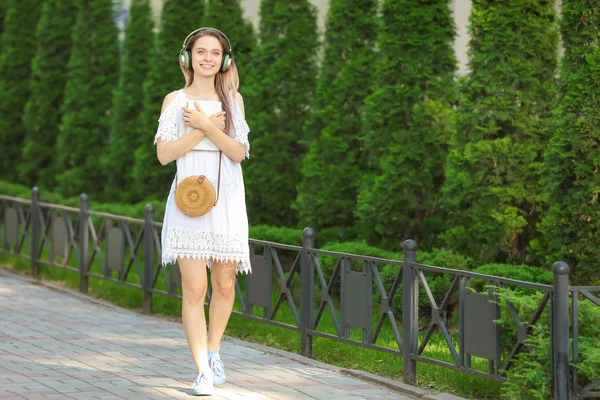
[1,188,599,400]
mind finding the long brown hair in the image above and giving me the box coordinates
[179,29,239,137]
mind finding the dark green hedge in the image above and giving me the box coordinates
[537,0,600,285]
[54,0,120,198]
[441,0,559,264]
[356,0,457,250]
[295,0,377,240]
[0,0,42,181]
[20,0,76,189]
[2,1,597,285]
[243,0,318,227]
[103,0,154,202]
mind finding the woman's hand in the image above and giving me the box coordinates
[182,101,211,130]
[209,111,226,132]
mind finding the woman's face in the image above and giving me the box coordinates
[191,35,224,77]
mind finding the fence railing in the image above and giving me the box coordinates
[1,188,599,400]
[570,285,600,398]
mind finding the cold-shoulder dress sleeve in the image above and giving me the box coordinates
[231,99,250,159]
[153,94,180,144]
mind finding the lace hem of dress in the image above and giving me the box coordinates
[161,228,251,275]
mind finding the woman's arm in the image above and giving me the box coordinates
[183,93,247,164]
[155,92,207,166]
[156,129,206,166]
[202,124,246,164]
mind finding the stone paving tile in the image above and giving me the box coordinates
[0,273,421,399]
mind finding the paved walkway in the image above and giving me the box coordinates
[0,271,425,400]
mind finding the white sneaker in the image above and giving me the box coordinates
[190,370,213,396]
[209,352,226,385]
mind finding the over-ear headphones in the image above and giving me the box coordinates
[179,27,233,72]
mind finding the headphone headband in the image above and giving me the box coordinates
[180,27,233,55]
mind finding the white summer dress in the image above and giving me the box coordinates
[154,89,252,274]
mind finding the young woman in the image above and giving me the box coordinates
[154,27,251,396]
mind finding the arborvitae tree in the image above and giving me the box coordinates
[244,0,318,227]
[440,0,558,262]
[354,0,457,249]
[103,0,154,202]
[0,0,42,182]
[54,0,119,197]
[129,0,203,202]
[0,0,5,47]
[537,1,600,284]
[0,0,7,54]
[202,0,256,86]
[294,0,377,239]
[19,0,76,188]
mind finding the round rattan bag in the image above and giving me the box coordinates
[175,175,216,217]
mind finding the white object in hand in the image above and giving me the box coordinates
[188,100,221,151]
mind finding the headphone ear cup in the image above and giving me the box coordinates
[180,50,192,69]
[221,54,232,72]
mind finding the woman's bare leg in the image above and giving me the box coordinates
[207,261,238,351]
[178,257,209,373]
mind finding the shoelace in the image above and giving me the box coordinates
[209,354,225,377]
[194,372,210,385]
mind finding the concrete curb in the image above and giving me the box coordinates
[0,266,469,400]
[226,337,467,400]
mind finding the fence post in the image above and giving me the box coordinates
[78,194,89,293]
[300,227,315,358]
[31,187,40,278]
[142,204,155,314]
[552,261,570,400]
[402,239,419,385]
